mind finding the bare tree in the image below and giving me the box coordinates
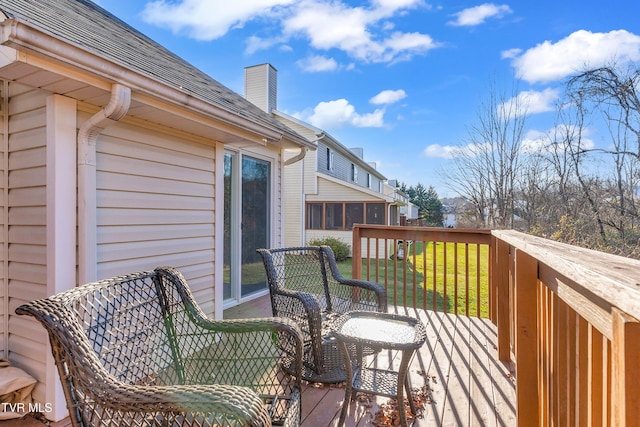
[445,81,527,228]
[562,65,640,254]
[567,66,640,158]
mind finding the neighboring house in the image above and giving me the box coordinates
[385,179,419,225]
[0,1,313,421]
[244,64,396,254]
[401,201,420,222]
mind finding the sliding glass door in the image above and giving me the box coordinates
[223,152,271,305]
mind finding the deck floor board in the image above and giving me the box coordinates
[228,296,519,426]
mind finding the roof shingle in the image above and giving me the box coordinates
[0,0,308,145]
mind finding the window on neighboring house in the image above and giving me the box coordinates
[306,201,386,230]
[326,148,334,171]
[367,173,372,189]
[366,203,385,225]
[325,203,343,230]
[351,164,358,182]
[307,203,323,229]
[346,203,364,229]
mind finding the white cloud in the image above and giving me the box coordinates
[423,143,457,159]
[373,0,429,11]
[426,124,596,160]
[510,30,640,84]
[245,35,284,54]
[282,0,438,63]
[297,55,339,72]
[521,126,595,154]
[297,99,385,128]
[423,142,490,159]
[370,89,407,105]
[448,3,512,27]
[499,88,560,117]
[142,0,439,64]
[550,125,595,150]
[141,0,295,40]
[500,48,521,59]
[283,0,439,62]
[520,129,548,154]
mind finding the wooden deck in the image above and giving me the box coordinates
[225,295,517,426]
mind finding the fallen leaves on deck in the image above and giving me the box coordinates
[370,370,435,426]
[307,370,436,426]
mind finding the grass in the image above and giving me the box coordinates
[337,241,490,318]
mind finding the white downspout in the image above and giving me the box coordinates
[283,147,307,166]
[77,84,131,284]
[283,132,323,245]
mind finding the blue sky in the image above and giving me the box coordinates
[96,0,640,197]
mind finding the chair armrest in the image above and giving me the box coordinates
[86,380,272,426]
[318,246,387,311]
[266,289,325,369]
[334,277,388,311]
[271,287,323,321]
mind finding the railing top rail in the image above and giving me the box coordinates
[353,224,492,244]
[493,229,640,321]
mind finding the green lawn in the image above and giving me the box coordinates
[338,241,490,318]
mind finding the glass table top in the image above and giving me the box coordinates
[338,316,417,344]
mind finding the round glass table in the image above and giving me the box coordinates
[331,310,427,427]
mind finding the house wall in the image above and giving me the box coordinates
[277,116,316,247]
[4,82,49,403]
[308,175,385,202]
[284,149,304,247]
[93,119,218,314]
[306,177,388,257]
[1,80,289,420]
[316,141,383,192]
[0,83,3,361]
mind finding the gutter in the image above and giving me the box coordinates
[0,19,312,150]
[77,83,131,283]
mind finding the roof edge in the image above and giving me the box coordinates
[1,18,312,149]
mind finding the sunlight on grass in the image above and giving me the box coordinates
[339,241,490,318]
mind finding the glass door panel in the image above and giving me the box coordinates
[223,152,235,301]
[241,156,270,297]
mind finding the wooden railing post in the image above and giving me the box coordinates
[514,249,539,427]
[489,235,497,323]
[611,308,640,426]
[495,237,511,362]
[352,225,362,280]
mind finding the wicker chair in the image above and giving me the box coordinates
[257,246,387,384]
[16,267,304,427]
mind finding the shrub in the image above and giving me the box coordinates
[307,237,350,262]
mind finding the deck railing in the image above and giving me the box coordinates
[351,224,493,316]
[352,224,640,426]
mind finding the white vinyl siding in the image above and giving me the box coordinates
[0,81,4,359]
[283,149,303,247]
[308,176,387,202]
[277,114,317,247]
[4,83,49,403]
[95,122,217,315]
